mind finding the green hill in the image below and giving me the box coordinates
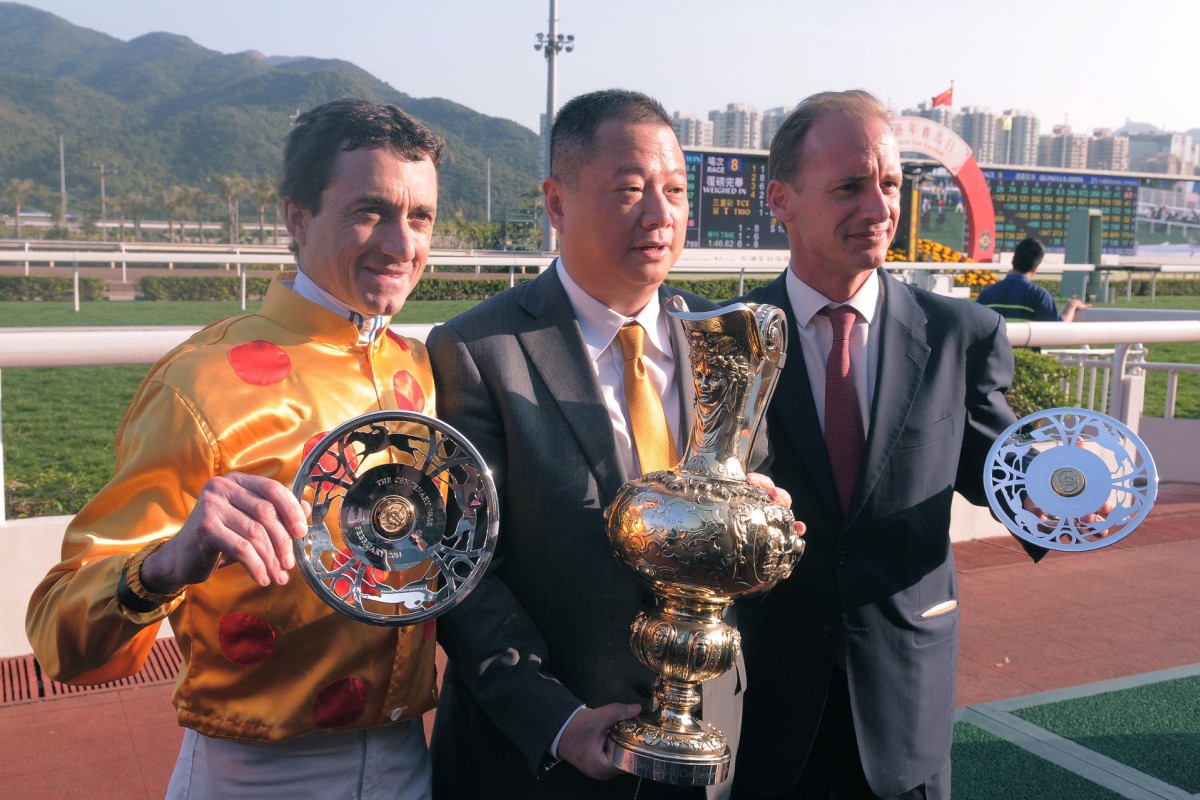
[0,2,540,224]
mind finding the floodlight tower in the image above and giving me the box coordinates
[534,0,573,252]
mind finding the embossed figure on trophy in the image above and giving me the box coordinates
[605,302,805,786]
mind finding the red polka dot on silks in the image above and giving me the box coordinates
[392,370,427,411]
[218,613,276,665]
[228,340,292,386]
[313,676,367,729]
[302,432,360,489]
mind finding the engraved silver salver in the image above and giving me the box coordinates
[292,410,498,626]
[984,408,1157,552]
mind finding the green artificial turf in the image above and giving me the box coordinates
[1012,677,1200,793]
[952,721,1126,800]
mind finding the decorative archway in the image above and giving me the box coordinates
[892,116,996,263]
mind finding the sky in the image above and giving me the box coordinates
[14,0,1198,137]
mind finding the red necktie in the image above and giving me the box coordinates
[821,306,865,513]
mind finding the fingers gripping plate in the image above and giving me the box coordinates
[985,408,1157,552]
[292,411,498,626]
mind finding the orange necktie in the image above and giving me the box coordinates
[616,322,678,474]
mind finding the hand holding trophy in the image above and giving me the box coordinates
[605,300,805,785]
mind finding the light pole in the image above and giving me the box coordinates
[534,0,573,253]
[93,162,117,242]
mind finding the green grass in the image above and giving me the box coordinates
[3,294,1199,518]
[3,364,146,517]
[0,299,476,518]
[951,721,1125,800]
[1012,677,1200,793]
[917,209,968,252]
[1070,296,1200,418]
[1137,219,1200,246]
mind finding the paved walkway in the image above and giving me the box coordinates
[2,482,1198,799]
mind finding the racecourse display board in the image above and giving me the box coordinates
[980,168,1139,255]
[684,146,1142,257]
[683,149,789,250]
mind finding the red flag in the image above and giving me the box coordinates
[932,86,953,107]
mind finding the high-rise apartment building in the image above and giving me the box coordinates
[1038,125,1089,169]
[672,111,713,148]
[708,103,761,150]
[995,110,1040,166]
[1088,129,1130,171]
[760,106,790,149]
[955,106,997,163]
[1127,132,1195,174]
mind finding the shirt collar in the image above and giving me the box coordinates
[556,258,669,362]
[785,267,881,328]
[290,269,391,345]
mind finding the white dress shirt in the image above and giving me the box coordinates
[545,258,682,759]
[291,269,390,345]
[783,268,882,436]
[556,258,682,479]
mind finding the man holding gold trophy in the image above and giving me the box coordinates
[428,89,801,799]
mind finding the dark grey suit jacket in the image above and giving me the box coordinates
[733,268,1038,797]
[428,266,743,799]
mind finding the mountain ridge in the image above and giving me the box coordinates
[0,1,539,221]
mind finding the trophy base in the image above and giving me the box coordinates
[607,718,731,785]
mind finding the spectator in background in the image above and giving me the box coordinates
[976,237,1088,322]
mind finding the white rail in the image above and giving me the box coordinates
[3,319,1199,526]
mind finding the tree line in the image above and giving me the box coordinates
[2,173,546,250]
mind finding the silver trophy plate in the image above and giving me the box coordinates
[292,410,498,626]
[984,408,1157,552]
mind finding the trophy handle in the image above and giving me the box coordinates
[291,410,498,626]
[984,408,1157,552]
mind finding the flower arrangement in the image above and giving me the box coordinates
[954,268,999,289]
[886,238,973,263]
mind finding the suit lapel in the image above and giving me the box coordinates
[758,274,842,516]
[847,270,931,525]
[517,268,627,499]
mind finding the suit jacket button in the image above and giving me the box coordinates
[821,624,835,639]
[837,550,848,565]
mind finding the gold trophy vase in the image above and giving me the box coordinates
[605,300,805,785]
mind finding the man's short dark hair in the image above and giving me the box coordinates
[550,89,672,185]
[281,98,445,217]
[768,90,890,185]
[1012,237,1045,273]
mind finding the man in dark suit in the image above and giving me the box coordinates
[732,90,1041,799]
[427,89,782,799]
